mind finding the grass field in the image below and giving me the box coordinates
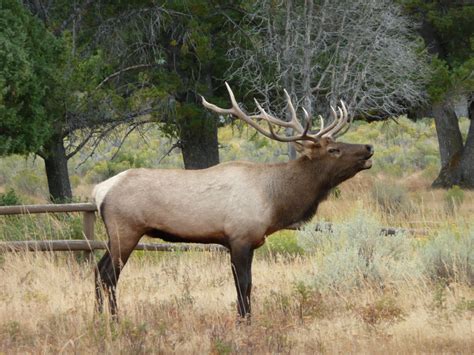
[1,118,473,353]
[0,243,472,353]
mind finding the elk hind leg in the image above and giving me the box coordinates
[95,250,123,316]
[95,227,141,317]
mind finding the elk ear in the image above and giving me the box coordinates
[292,141,321,159]
[292,141,305,153]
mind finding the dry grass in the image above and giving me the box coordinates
[1,249,473,354]
[319,173,474,229]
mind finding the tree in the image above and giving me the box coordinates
[0,0,62,156]
[227,0,429,135]
[0,0,77,200]
[402,0,474,188]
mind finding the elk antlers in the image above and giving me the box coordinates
[201,82,352,143]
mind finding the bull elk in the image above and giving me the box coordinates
[93,83,374,319]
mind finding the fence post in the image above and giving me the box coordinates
[83,211,96,262]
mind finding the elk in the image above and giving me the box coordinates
[93,83,374,319]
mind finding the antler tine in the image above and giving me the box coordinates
[333,100,353,138]
[201,82,238,116]
[253,93,314,141]
[312,105,339,138]
[264,112,312,142]
[253,99,294,128]
[318,115,325,131]
[284,89,305,133]
[256,101,313,142]
[252,90,305,134]
[302,108,311,131]
[322,100,350,138]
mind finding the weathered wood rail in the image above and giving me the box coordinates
[0,203,227,255]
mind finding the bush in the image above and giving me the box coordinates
[259,230,304,256]
[358,296,405,326]
[371,180,411,215]
[0,188,22,206]
[297,210,420,291]
[421,226,473,286]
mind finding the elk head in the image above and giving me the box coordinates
[202,83,374,186]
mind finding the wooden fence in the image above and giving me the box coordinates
[0,203,227,256]
[0,203,428,257]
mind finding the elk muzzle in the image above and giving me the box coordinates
[360,144,374,169]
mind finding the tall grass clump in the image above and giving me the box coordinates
[443,185,465,214]
[371,179,411,215]
[298,210,420,291]
[421,226,473,286]
[0,214,85,242]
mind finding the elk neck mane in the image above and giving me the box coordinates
[263,155,333,231]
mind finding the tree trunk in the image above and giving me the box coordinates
[459,100,474,187]
[431,101,464,188]
[179,113,219,170]
[43,134,72,202]
[177,71,219,170]
[432,102,463,167]
[432,99,474,189]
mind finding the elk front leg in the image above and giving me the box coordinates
[230,244,254,320]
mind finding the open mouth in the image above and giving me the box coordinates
[362,159,372,169]
[360,154,373,169]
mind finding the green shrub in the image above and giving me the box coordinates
[0,188,22,206]
[421,227,473,286]
[259,230,304,256]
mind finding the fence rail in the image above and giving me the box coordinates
[0,203,227,255]
[0,203,97,215]
[0,240,226,252]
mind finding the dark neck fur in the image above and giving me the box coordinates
[265,156,332,231]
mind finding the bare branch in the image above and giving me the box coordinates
[157,141,182,164]
[94,64,156,91]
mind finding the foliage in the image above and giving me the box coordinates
[421,226,473,286]
[0,0,63,155]
[0,189,21,206]
[401,0,474,101]
[258,230,304,257]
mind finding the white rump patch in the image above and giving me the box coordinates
[92,171,128,215]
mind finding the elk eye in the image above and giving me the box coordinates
[328,148,340,154]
